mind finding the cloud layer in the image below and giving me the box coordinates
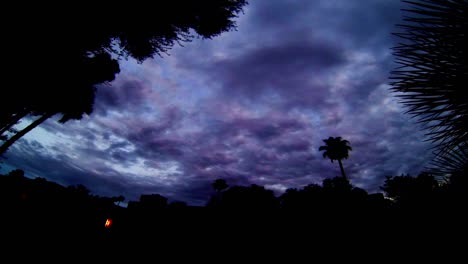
[1,0,434,205]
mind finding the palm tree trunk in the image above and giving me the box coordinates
[338,159,347,180]
[0,113,53,155]
[0,110,29,136]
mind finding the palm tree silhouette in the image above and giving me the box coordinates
[319,137,352,180]
[390,0,468,176]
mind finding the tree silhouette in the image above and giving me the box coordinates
[68,184,92,198]
[212,179,229,193]
[381,172,440,211]
[319,137,352,179]
[381,173,437,202]
[390,0,468,176]
[112,195,126,206]
[209,178,229,208]
[6,169,25,179]
[0,53,121,155]
[211,184,278,211]
[1,0,248,155]
[0,52,120,156]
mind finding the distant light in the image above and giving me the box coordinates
[21,193,27,199]
[105,218,112,228]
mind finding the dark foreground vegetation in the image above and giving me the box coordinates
[1,169,466,256]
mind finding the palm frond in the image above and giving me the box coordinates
[322,152,328,159]
[390,0,468,175]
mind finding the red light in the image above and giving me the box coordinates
[105,218,112,228]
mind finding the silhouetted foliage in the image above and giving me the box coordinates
[278,176,388,216]
[67,184,92,197]
[319,137,352,179]
[209,178,230,207]
[168,200,188,210]
[6,168,25,178]
[390,0,468,176]
[2,166,466,253]
[212,178,229,192]
[0,0,248,155]
[208,184,278,211]
[381,172,441,212]
[0,53,120,155]
[112,195,126,206]
[322,176,353,192]
[430,145,468,177]
[128,194,169,213]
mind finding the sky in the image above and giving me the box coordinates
[0,0,435,206]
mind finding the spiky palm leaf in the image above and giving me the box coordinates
[390,0,468,175]
[425,143,468,179]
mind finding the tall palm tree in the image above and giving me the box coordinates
[319,137,352,180]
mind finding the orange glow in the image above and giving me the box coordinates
[105,218,112,228]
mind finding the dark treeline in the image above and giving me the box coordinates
[1,168,466,250]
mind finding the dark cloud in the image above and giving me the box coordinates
[94,79,150,115]
[267,136,311,153]
[178,38,345,111]
[253,0,404,48]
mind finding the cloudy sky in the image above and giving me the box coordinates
[1,0,435,206]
